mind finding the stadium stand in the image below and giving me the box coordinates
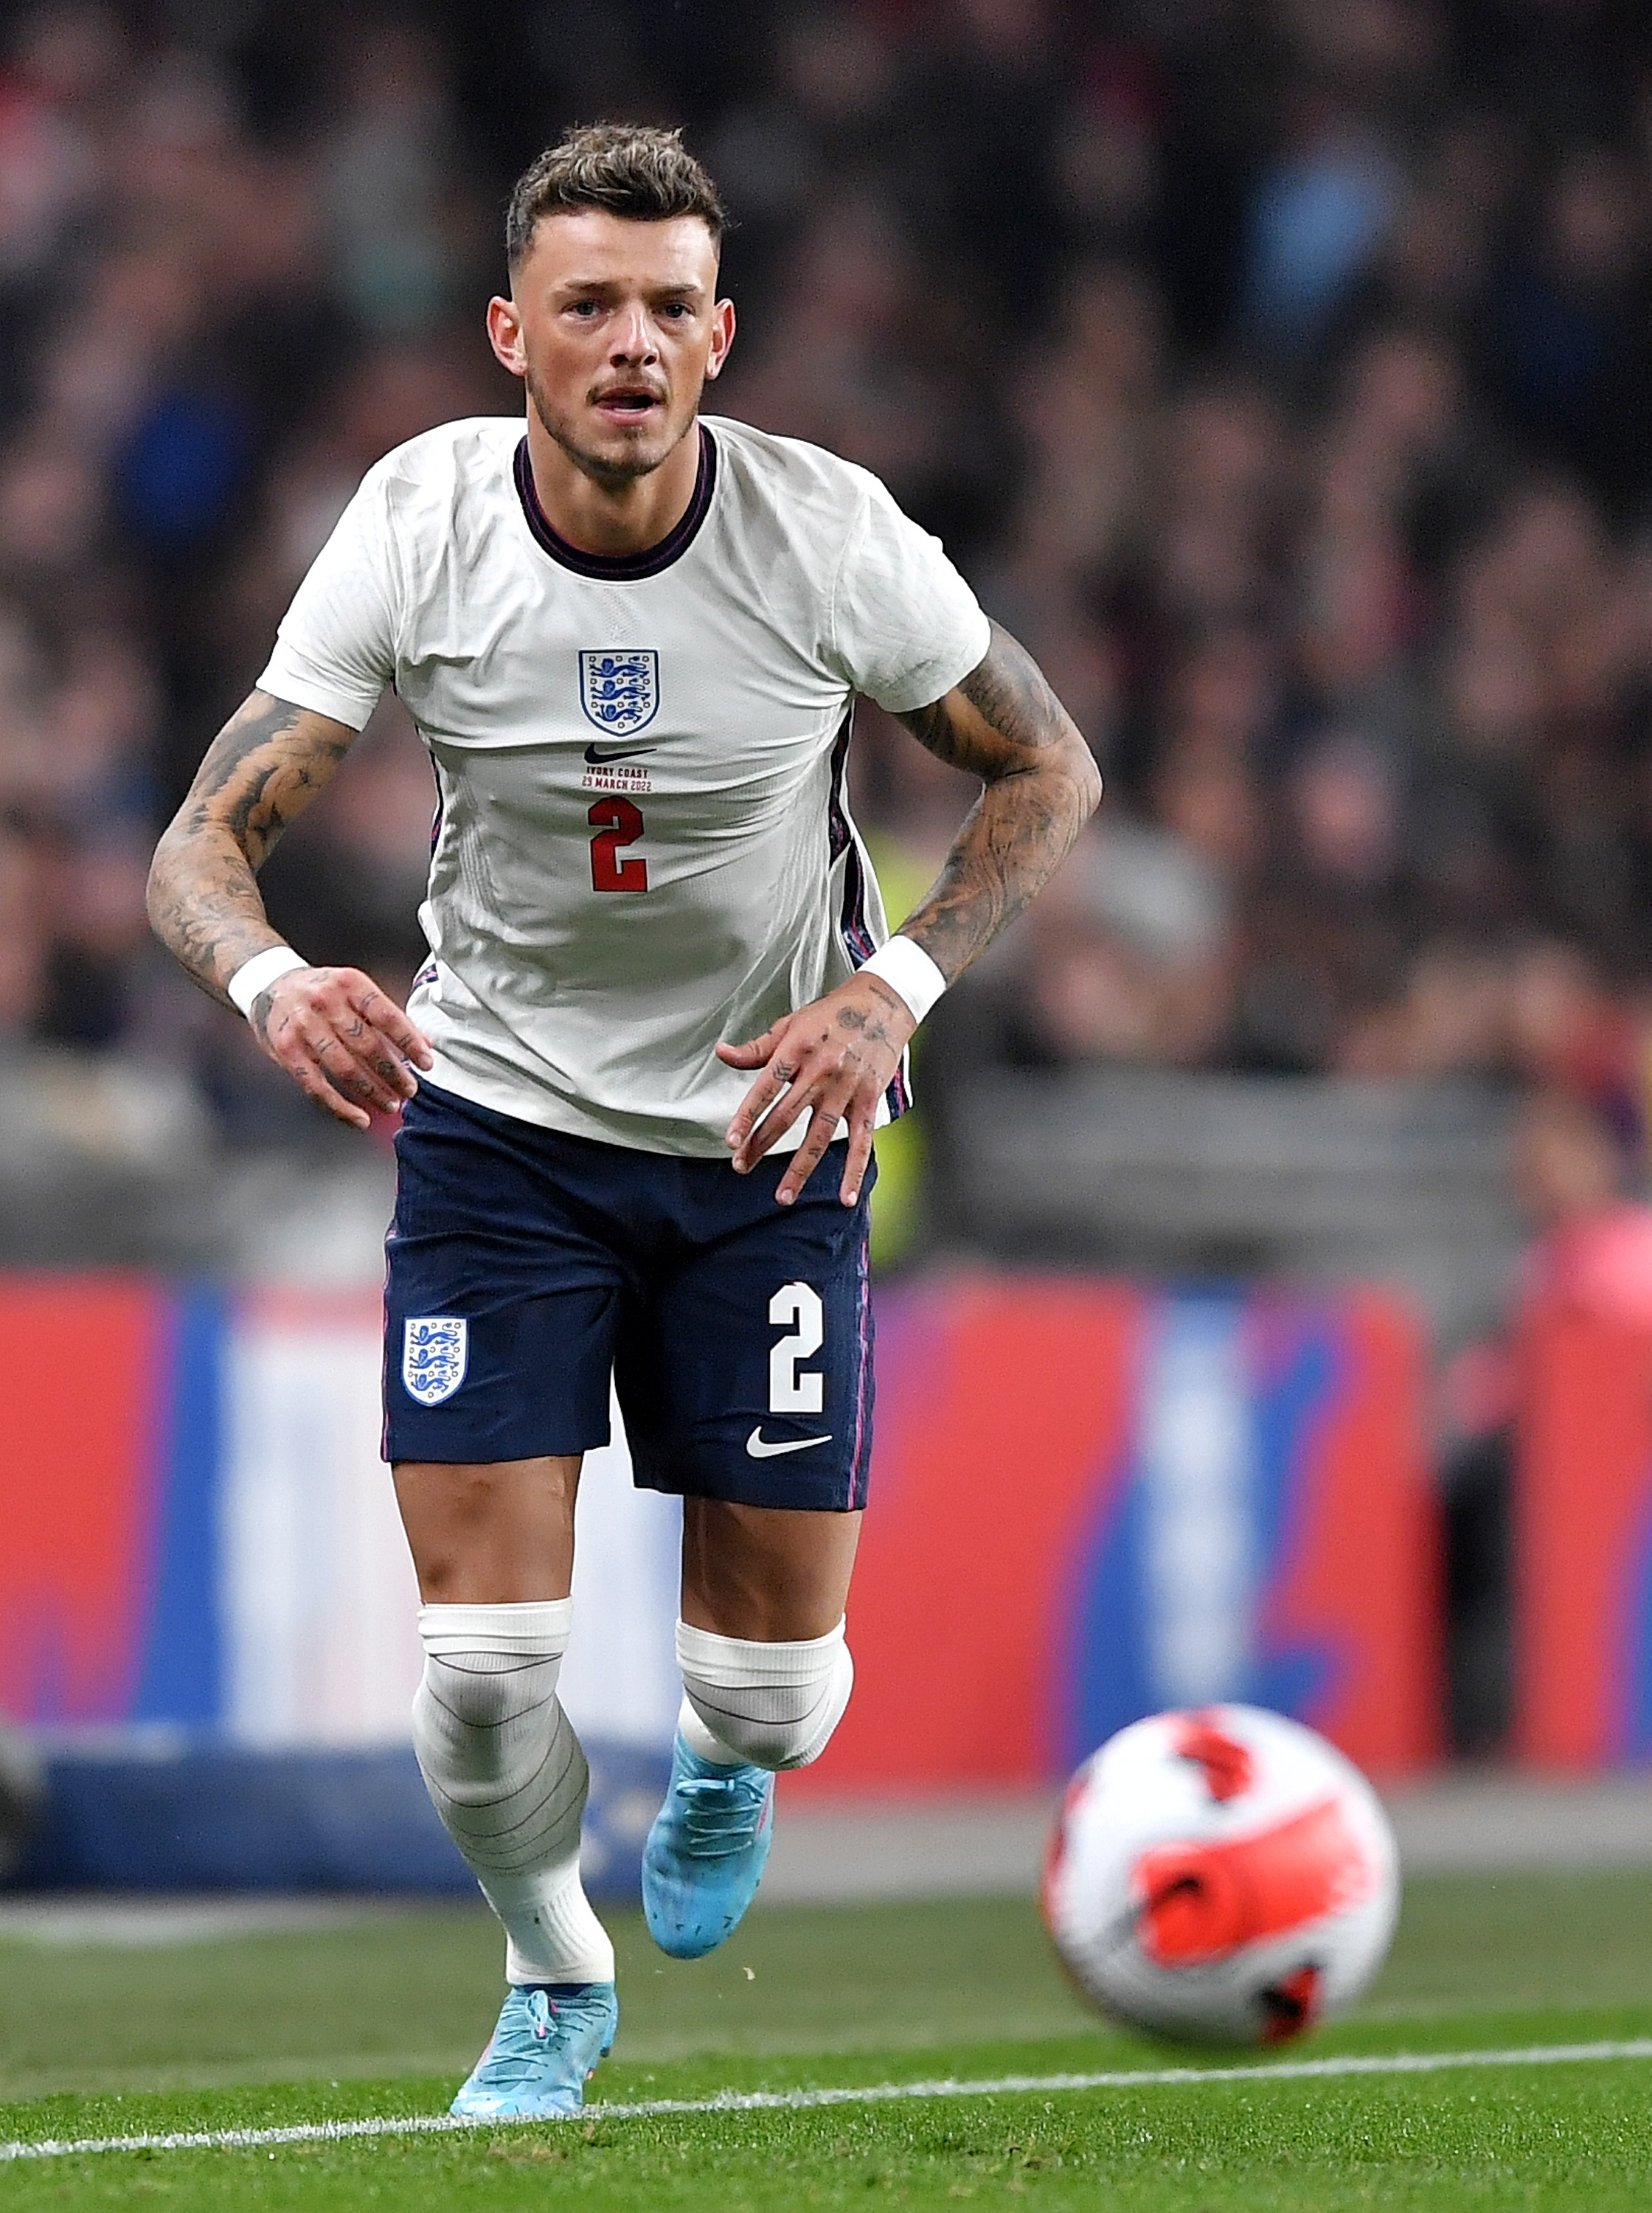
[0,1,1650,1157]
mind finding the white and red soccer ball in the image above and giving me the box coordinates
[1041,1705,1399,2047]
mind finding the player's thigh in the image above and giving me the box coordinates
[394,1453,585,1604]
[680,1496,861,1640]
[615,1141,875,1513]
[384,1084,629,1597]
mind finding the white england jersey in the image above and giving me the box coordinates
[258,413,990,1156]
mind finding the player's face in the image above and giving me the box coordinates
[489,210,734,489]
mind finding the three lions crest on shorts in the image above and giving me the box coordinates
[403,1317,468,1405]
[579,649,659,735]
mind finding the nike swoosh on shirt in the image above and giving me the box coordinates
[745,1427,833,1459]
[583,741,660,764]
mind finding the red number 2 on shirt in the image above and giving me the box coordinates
[588,797,649,892]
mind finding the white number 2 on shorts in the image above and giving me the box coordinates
[768,1282,825,1414]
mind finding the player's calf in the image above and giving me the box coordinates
[413,1599,620,2114]
[643,1620,853,1959]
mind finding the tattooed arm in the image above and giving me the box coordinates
[889,620,1100,981]
[147,689,433,1131]
[720,622,1100,1207]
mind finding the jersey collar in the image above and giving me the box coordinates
[513,423,718,581]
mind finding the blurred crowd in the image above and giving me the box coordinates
[5,0,1652,1146]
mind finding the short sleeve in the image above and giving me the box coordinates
[828,476,991,715]
[257,467,401,731]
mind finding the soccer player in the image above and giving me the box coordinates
[147,123,1100,2118]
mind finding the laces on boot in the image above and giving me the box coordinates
[673,1767,773,1859]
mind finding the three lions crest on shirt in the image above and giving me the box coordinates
[403,1316,468,1405]
[579,649,659,735]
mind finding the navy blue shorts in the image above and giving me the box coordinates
[383,1083,875,1511]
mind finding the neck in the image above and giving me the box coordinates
[522,409,703,557]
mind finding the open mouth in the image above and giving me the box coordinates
[594,387,662,422]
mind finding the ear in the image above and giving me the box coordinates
[487,294,527,380]
[704,297,736,383]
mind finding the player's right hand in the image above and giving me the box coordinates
[248,966,434,1131]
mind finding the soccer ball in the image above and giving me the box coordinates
[1040,1704,1399,2048]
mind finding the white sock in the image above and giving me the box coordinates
[676,1617,854,1772]
[412,1599,614,1987]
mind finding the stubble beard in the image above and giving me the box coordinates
[524,364,699,492]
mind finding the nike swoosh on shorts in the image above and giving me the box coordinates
[745,1427,833,1459]
[583,741,660,764]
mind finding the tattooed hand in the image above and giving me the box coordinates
[718,971,915,1206]
[251,966,433,1132]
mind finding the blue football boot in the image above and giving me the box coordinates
[450,1980,618,2119]
[642,1731,776,1959]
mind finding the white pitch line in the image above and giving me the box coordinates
[6,2038,1652,2164]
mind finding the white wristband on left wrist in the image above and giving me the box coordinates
[860,935,948,1025]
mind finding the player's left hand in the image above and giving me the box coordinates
[718,972,916,1206]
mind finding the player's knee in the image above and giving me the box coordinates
[676,1618,853,1771]
[413,1600,572,1771]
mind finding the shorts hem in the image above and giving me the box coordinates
[384,1424,612,1466]
[631,1463,867,1512]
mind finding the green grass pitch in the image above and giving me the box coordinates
[7,1872,1652,2207]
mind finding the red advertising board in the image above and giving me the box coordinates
[1516,1309,1652,1767]
[793,1275,1440,1794]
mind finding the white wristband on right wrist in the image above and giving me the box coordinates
[860,935,948,1025]
[227,944,309,1018]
